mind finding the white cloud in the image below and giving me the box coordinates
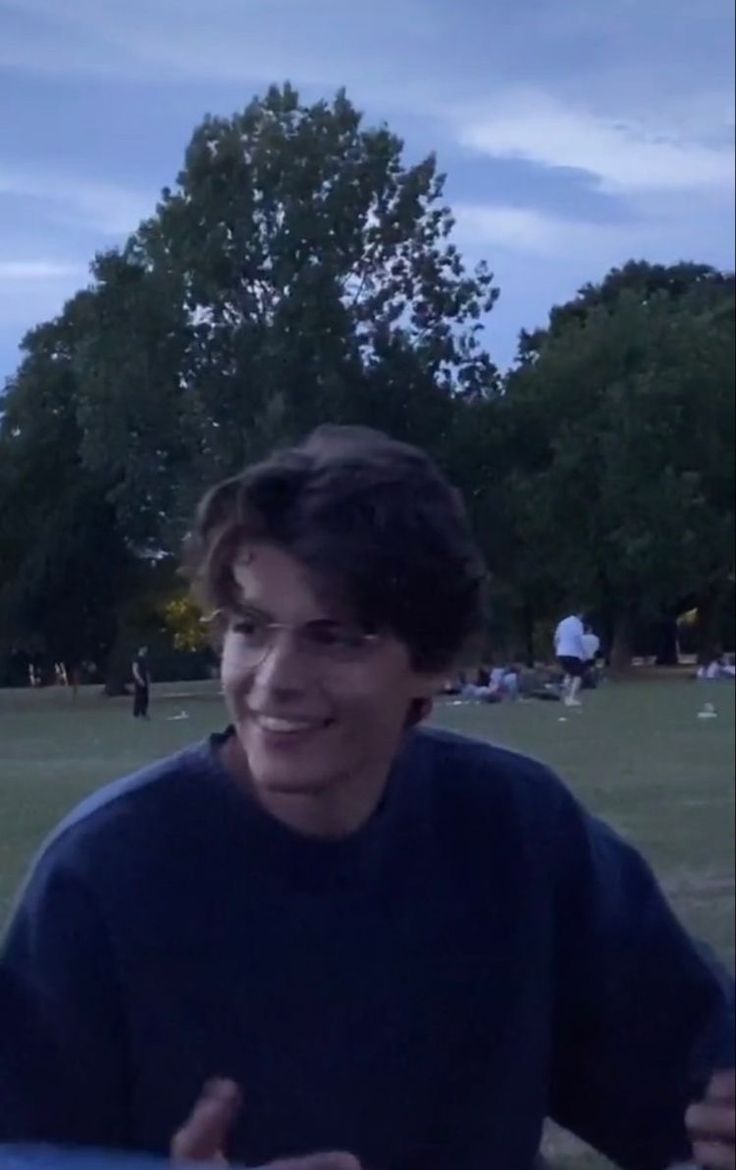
[454,193,734,275]
[456,91,735,195]
[0,260,85,280]
[0,169,154,235]
[454,204,622,258]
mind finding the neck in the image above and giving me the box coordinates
[220,734,392,840]
[256,785,385,839]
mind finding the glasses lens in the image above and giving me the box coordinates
[232,615,272,661]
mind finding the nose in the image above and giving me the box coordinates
[248,629,314,699]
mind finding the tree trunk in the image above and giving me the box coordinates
[610,612,634,672]
[695,585,726,665]
[654,617,680,666]
[595,566,616,666]
[103,626,132,696]
[522,601,535,667]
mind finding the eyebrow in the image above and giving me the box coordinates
[228,604,352,628]
[227,602,273,622]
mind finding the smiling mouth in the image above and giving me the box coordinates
[251,713,331,734]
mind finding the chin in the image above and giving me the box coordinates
[240,726,344,792]
[256,770,338,796]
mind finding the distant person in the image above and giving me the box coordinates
[488,665,520,701]
[553,610,587,707]
[581,625,600,665]
[580,625,602,690]
[0,429,733,1170]
[460,678,500,703]
[697,656,736,682]
[131,647,150,720]
[501,664,520,700]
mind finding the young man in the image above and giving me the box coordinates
[553,611,587,707]
[0,427,733,1170]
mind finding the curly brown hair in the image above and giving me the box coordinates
[185,425,485,673]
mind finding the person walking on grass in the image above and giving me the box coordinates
[132,646,151,720]
[0,427,733,1170]
[554,610,587,707]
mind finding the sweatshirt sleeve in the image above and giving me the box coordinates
[0,848,131,1149]
[548,791,735,1170]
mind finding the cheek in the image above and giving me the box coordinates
[330,669,414,733]
[220,640,251,698]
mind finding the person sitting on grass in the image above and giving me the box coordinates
[460,666,502,703]
[697,655,736,682]
[0,426,733,1170]
[491,663,521,701]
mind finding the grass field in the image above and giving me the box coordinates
[0,676,734,1167]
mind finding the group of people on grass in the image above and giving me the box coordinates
[444,664,522,703]
[444,612,603,708]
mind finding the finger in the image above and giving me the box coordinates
[706,1071,736,1103]
[171,1077,242,1163]
[692,1140,736,1170]
[687,1103,736,1142]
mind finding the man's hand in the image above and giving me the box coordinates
[171,1077,361,1169]
[686,1069,735,1170]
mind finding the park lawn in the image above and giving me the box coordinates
[0,677,734,1169]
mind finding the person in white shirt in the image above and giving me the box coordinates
[554,611,587,707]
[581,626,601,663]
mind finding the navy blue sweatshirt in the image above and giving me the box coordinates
[0,728,733,1170]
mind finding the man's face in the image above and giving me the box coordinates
[220,543,438,804]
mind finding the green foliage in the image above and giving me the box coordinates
[79,84,499,542]
[72,250,193,548]
[505,263,735,658]
[0,316,136,670]
[161,594,209,653]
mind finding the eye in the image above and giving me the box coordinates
[232,614,268,643]
[305,622,365,650]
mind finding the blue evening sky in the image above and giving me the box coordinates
[0,0,733,379]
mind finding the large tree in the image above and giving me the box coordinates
[0,310,138,681]
[75,84,499,548]
[505,263,735,664]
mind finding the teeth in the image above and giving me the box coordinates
[255,714,321,733]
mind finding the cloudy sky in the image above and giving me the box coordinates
[0,0,734,378]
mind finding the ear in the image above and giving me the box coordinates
[405,671,443,728]
[405,696,433,728]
